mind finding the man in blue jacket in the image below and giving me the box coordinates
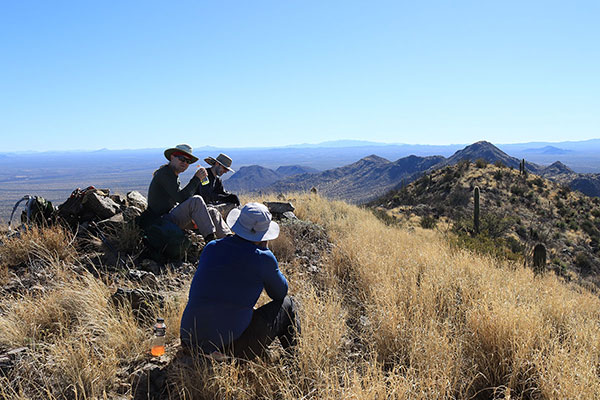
[180,202,300,359]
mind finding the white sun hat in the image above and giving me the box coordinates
[226,203,279,242]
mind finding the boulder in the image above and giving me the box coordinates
[83,192,120,220]
[139,259,164,275]
[110,194,126,205]
[131,361,168,400]
[127,191,148,211]
[282,211,298,220]
[96,213,125,231]
[123,206,143,222]
[111,287,164,317]
[0,347,28,374]
[264,201,295,214]
[128,269,159,288]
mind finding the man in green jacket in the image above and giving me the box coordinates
[146,144,231,241]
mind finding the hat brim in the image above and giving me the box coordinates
[226,208,279,241]
[204,157,235,172]
[165,148,198,163]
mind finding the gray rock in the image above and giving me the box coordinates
[123,206,143,222]
[128,269,159,288]
[131,362,168,400]
[83,192,120,220]
[282,211,297,220]
[264,201,295,214]
[127,191,148,211]
[140,259,163,275]
[96,213,125,231]
[110,194,126,205]
[111,288,164,317]
[5,347,28,358]
[0,347,28,373]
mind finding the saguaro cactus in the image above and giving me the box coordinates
[533,243,547,274]
[520,159,528,176]
[473,186,480,234]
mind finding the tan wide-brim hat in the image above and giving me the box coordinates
[164,144,199,163]
[205,153,235,172]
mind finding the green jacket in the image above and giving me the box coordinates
[147,164,201,216]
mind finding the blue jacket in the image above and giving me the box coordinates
[180,235,288,352]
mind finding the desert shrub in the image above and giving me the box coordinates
[493,169,504,181]
[441,168,455,184]
[391,187,412,205]
[370,208,397,226]
[414,176,431,196]
[568,220,579,231]
[516,225,527,238]
[575,252,593,272]
[529,227,540,241]
[525,191,535,202]
[483,213,514,238]
[457,159,471,171]
[581,220,599,237]
[448,189,470,207]
[475,158,488,168]
[494,160,506,168]
[451,213,513,239]
[420,215,437,229]
[510,185,526,196]
[531,177,544,187]
[592,208,600,219]
[449,231,522,261]
[505,236,524,254]
[558,185,571,196]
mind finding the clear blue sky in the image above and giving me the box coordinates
[1,1,598,151]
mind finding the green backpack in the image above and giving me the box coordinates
[143,218,193,261]
[9,195,56,230]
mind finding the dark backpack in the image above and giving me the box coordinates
[143,217,193,261]
[56,186,96,227]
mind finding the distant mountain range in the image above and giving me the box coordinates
[1,139,600,223]
[225,141,600,203]
[224,165,319,192]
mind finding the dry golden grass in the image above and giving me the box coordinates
[1,193,600,399]
[0,225,77,269]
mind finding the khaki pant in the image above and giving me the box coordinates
[166,195,231,238]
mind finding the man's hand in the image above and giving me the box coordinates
[195,167,208,180]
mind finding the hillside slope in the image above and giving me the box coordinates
[371,160,600,288]
[1,194,600,398]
